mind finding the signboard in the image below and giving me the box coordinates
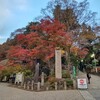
[15,72,24,84]
[55,49,62,79]
[77,78,87,89]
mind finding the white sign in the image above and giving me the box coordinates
[77,78,87,89]
[15,72,24,84]
[55,49,62,79]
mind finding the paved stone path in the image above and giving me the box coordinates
[79,90,96,100]
[0,71,100,100]
[78,71,100,100]
[78,71,100,89]
[0,83,84,100]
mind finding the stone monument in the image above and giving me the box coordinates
[55,49,62,79]
[33,63,39,83]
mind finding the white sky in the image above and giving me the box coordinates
[0,0,100,44]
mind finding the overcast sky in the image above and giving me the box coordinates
[0,0,100,44]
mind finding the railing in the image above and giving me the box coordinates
[12,79,76,91]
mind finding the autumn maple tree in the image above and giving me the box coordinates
[7,18,88,71]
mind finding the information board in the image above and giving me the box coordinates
[15,72,24,84]
[77,78,87,89]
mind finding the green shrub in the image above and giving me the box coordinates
[66,78,73,87]
[62,70,70,78]
[23,69,33,78]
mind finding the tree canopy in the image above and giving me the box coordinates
[0,0,99,68]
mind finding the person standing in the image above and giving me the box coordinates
[87,72,91,84]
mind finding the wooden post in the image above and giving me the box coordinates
[31,80,34,90]
[41,72,44,86]
[27,81,30,90]
[46,86,49,91]
[55,82,57,90]
[24,82,26,89]
[37,82,40,91]
[64,81,67,90]
[96,68,98,73]
[73,79,76,89]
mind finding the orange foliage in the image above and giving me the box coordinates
[70,46,79,55]
[8,18,88,65]
[0,65,5,70]
[7,46,30,60]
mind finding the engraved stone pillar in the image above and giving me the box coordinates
[55,49,62,79]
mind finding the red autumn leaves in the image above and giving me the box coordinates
[7,19,88,64]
